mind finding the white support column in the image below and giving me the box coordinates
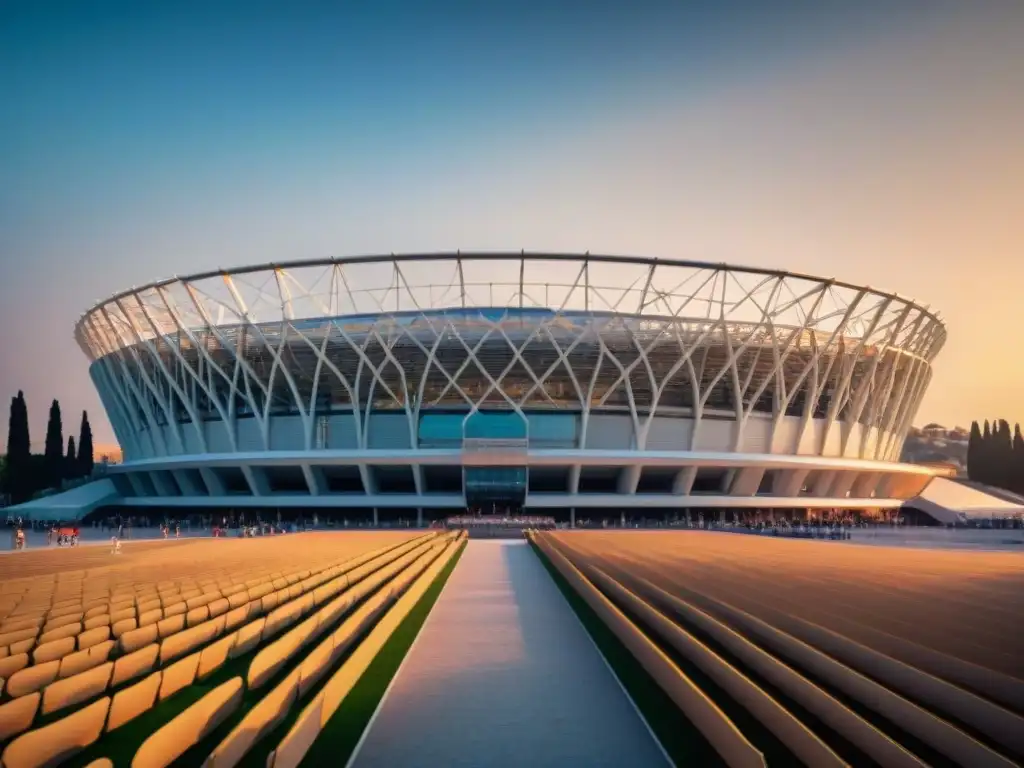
[242,466,271,497]
[851,472,881,499]
[126,473,150,498]
[362,467,378,496]
[876,473,901,500]
[728,467,765,497]
[417,507,423,528]
[828,471,857,500]
[149,471,177,497]
[372,508,379,527]
[811,471,837,498]
[672,467,697,495]
[720,469,736,493]
[199,468,226,496]
[570,507,576,528]
[568,465,581,495]
[172,469,203,497]
[302,465,326,496]
[359,466,376,496]
[617,465,642,495]
[775,468,809,498]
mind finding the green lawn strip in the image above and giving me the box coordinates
[610,598,794,765]
[293,540,465,768]
[529,539,724,768]
[65,538,449,768]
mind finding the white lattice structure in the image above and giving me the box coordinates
[73,253,946,517]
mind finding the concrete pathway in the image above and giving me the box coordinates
[350,539,668,768]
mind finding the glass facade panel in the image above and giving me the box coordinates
[465,411,528,440]
[419,411,577,447]
[464,466,527,508]
[527,413,577,446]
[418,413,464,447]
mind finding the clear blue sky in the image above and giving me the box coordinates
[2,2,1023,448]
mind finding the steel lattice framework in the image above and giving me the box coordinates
[76,253,944,465]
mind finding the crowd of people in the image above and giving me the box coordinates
[6,506,1017,552]
[5,516,80,549]
[444,512,556,531]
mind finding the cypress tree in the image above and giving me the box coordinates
[995,419,1006,488]
[13,392,29,461]
[967,420,981,481]
[44,399,63,488]
[44,399,62,457]
[2,397,15,495]
[78,411,94,478]
[44,403,63,487]
[65,436,77,480]
[4,397,15,465]
[1001,420,1014,489]
[980,420,993,485]
[4,392,31,502]
[1014,424,1024,494]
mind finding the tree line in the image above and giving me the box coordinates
[966,419,1024,494]
[1,391,95,505]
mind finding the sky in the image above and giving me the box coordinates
[1,1,1023,448]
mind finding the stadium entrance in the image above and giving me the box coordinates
[450,476,550,538]
[464,466,527,516]
[461,412,529,513]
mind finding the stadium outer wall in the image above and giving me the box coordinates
[73,253,946,519]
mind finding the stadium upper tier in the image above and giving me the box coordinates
[75,254,945,473]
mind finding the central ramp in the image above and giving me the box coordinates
[350,539,667,767]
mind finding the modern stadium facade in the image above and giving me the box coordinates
[72,252,947,523]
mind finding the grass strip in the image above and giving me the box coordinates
[295,540,465,767]
[610,598,795,766]
[529,537,723,768]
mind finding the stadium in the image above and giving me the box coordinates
[55,252,949,524]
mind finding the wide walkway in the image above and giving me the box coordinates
[350,539,667,768]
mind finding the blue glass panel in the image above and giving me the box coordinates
[526,413,577,445]
[464,411,527,439]
[465,466,527,506]
[418,413,463,444]
[420,412,578,447]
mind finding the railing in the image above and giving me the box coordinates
[461,438,528,453]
